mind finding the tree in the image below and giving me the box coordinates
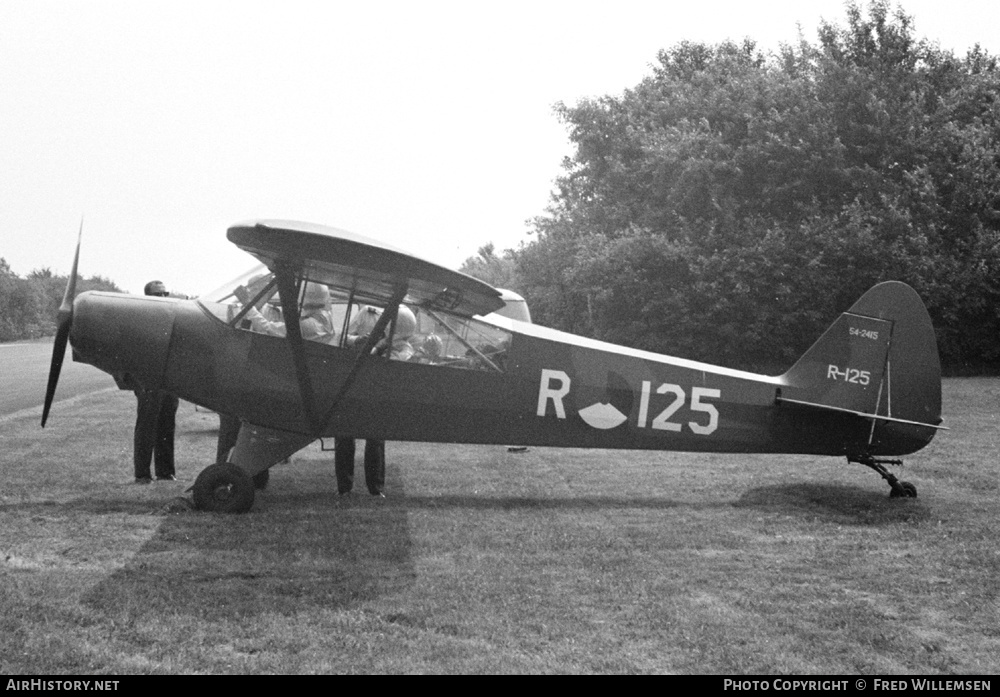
[0,259,46,341]
[458,243,522,291]
[0,261,122,342]
[516,1,1000,372]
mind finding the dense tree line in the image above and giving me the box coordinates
[462,1,1000,374]
[0,259,120,341]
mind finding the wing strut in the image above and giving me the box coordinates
[273,263,323,433]
[315,284,409,436]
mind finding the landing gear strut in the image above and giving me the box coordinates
[849,455,917,498]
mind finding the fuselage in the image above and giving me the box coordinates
[69,291,934,457]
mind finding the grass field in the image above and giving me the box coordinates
[1,379,997,674]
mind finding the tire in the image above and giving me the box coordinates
[899,481,917,498]
[252,469,270,490]
[192,463,255,513]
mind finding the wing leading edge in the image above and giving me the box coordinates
[227,220,505,318]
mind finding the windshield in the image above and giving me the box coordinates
[199,264,270,304]
[198,266,355,339]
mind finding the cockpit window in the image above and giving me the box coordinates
[198,268,342,346]
[407,307,511,372]
[198,265,270,323]
[198,265,512,370]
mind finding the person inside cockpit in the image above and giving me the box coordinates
[345,304,416,360]
[235,281,337,346]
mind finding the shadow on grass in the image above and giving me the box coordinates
[735,482,932,525]
[378,493,709,511]
[77,464,416,623]
[0,498,171,516]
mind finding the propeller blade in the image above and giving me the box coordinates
[41,221,82,428]
[59,219,83,315]
[41,315,72,427]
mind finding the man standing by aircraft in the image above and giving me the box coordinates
[132,280,179,483]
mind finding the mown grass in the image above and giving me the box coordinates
[0,379,997,674]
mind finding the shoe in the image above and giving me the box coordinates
[338,490,352,496]
[156,475,177,481]
[135,477,152,485]
[370,491,385,498]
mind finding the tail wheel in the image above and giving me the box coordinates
[850,455,917,499]
[193,463,255,513]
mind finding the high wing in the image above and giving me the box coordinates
[227,220,505,318]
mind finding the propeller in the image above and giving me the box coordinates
[41,220,83,427]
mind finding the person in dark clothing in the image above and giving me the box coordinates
[133,280,179,483]
[334,437,385,497]
[133,387,179,482]
[216,412,241,464]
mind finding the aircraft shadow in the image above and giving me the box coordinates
[735,482,932,525]
[366,493,706,512]
[76,464,416,622]
[8,479,926,625]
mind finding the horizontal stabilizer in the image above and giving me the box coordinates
[774,396,948,430]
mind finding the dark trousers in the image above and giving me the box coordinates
[216,413,241,464]
[134,389,179,478]
[334,438,385,494]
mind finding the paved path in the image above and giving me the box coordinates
[0,338,116,417]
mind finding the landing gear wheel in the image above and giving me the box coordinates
[890,481,918,499]
[252,469,270,490]
[193,463,255,513]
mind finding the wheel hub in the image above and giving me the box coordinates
[212,483,235,502]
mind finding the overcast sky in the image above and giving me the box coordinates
[3,0,999,296]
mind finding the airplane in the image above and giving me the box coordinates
[42,219,946,513]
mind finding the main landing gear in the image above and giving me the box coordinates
[191,463,272,514]
[192,463,256,513]
[849,455,917,498]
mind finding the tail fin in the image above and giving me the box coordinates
[778,282,943,451]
